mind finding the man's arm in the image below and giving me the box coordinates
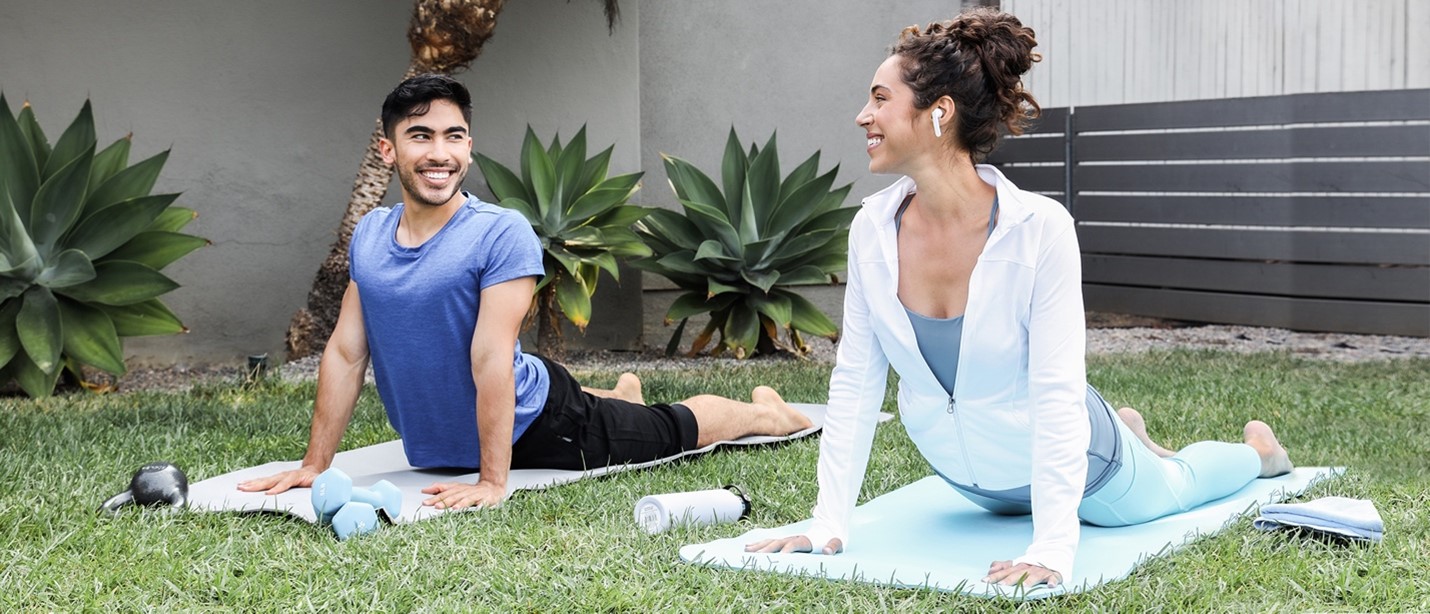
[238,282,370,494]
[421,275,535,509]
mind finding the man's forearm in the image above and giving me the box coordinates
[473,362,517,490]
[301,347,368,469]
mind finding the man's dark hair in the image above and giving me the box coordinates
[380,73,474,139]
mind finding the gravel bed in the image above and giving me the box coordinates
[101,323,1427,394]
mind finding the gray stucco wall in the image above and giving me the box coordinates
[462,0,644,352]
[0,1,412,366]
[1,0,983,366]
[0,0,642,365]
[635,1,958,349]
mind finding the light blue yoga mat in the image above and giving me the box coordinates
[680,467,1341,599]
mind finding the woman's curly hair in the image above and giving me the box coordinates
[891,8,1042,162]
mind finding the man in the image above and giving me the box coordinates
[239,74,811,510]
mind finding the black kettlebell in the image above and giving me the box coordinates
[99,461,189,515]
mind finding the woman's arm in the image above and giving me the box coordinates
[746,219,889,555]
[806,226,891,550]
[1014,219,1091,583]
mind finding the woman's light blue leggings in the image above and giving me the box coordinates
[1076,418,1261,527]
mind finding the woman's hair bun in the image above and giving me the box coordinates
[892,8,1042,161]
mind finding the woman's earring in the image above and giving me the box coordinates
[932,108,944,138]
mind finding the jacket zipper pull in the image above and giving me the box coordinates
[947,396,956,415]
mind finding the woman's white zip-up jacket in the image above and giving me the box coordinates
[805,165,1091,581]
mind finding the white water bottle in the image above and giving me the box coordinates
[635,485,751,534]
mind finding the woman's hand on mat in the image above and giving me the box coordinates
[421,480,507,510]
[744,535,844,555]
[236,467,319,495]
[984,560,1061,588]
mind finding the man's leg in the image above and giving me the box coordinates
[582,373,643,404]
[681,386,813,447]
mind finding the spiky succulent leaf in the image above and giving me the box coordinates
[58,261,177,306]
[554,271,591,331]
[16,103,51,173]
[636,129,852,357]
[58,298,125,375]
[0,299,20,365]
[43,100,96,181]
[1,190,41,281]
[574,145,614,196]
[474,125,647,352]
[17,286,62,373]
[89,136,132,195]
[1,94,42,227]
[83,149,168,216]
[101,299,186,336]
[474,152,529,203]
[102,231,207,270]
[788,291,839,338]
[66,193,179,260]
[750,291,793,328]
[723,302,759,359]
[29,147,94,257]
[147,206,197,233]
[0,100,199,396]
[10,351,61,398]
[35,249,96,288]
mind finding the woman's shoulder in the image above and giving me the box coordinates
[853,176,914,227]
[980,166,1073,231]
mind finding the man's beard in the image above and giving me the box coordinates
[397,164,465,208]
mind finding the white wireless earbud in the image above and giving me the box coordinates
[932,108,944,138]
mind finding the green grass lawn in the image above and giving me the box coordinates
[2,351,1426,611]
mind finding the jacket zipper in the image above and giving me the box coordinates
[948,395,980,488]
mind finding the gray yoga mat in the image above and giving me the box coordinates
[188,403,888,523]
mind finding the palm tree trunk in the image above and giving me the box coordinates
[285,1,507,359]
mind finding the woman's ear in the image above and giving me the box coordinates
[933,97,955,137]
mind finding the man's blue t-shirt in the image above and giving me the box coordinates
[349,194,549,469]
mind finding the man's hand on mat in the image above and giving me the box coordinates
[236,467,320,495]
[984,560,1061,588]
[421,480,506,510]
[744,535,844,555]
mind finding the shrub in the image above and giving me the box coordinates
[635,129,855,358]
[0,96,205,396]
[473,126,650,359]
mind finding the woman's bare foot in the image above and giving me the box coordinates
[1117,407,1176,458]
[753,385,814,433]
[1243,420,1294,478]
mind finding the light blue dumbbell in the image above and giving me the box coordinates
[331,501,379,541]
[311,467,402,528]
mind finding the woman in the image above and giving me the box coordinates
[745,8,1292,588]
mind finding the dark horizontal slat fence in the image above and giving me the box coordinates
[988,89,1430,336]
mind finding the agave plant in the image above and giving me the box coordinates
[1,95,205,396]
[473,125,650,359]
[635,129,856,359]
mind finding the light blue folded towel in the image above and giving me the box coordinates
[1253,496,1383,542]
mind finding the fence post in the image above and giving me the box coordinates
[1064,106,1076,215]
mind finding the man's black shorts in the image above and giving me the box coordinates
[510,355,700,470]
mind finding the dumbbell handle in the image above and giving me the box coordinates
[99,490,135,514]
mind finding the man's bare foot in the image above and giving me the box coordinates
[583,372,644,404]
[752,385,814,434]
[614,373,643,404]
[1117,407,1177,458]
[1243,420,1293,478]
